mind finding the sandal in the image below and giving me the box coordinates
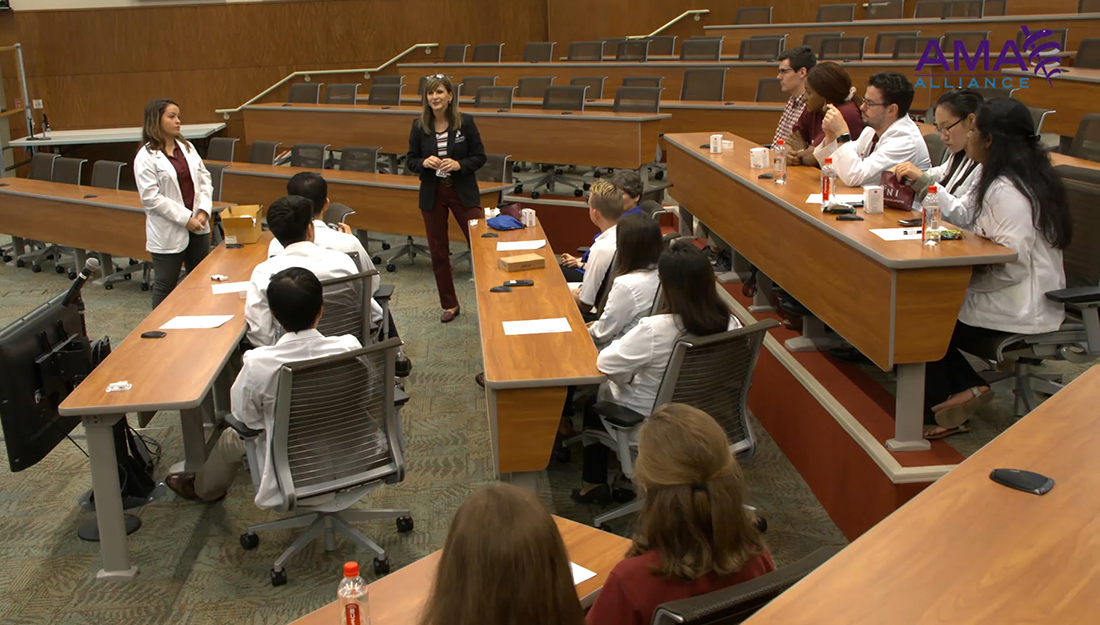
[924,424,972,440]
[570,484,612,505]
[934,387,992,429]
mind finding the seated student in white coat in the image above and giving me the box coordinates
[893,89,984,226]
[570,180,627,320]
[572,241,742,505]
[588,214,662,351]
[814,72,931,188]
[164,267,362,504]
[245,195,357,346]
[922,98,1071,440]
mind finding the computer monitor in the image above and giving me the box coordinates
[0,293,92,472]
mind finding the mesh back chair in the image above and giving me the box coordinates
[90,160,125,189]
[1016,28,1068,52]
[583,319,780,527]
[945,0,985,17]
[51,157,86,185]
[923,131,948,168]
[1068,114,1100,162]
[803,32,844,55]
[613,86,662,113]
[866,0,904,18]
[443,44,469,62]
[206,137,239,162]
[339,146,381,173]
[517,76,554,99]
[28,152,58,181]
[1028,107,1055,136]
[471,43,504,62]
[1082,0,1100,11]
[417,76,429,96]
[601,38,627,54]
[623,76,663,88]
[288,143,327,169]
[373,76,403,86]
[984,0,1007,15]
[643,35,677,56]
[755,78,787,102]
[568,41,605,61]
[971,86,1014,100]
[570,76,606,99]
[288,82,322,104]
[525,86,590,197]
[914,0,949,17]
[817,3,856,21]
[474,86,515,109]
[616,39,650,62]
[875,30,920,53]
[249,141,282,164]
[651,547,844,625]
[894,36,942,59]
[233,340,413,584]
[325,83,360,105]
[736,7,773,23]
[34,156,87,275]
[207,162,228,202]
[543,86,588,111]
[523,42,556,62]
[476,153,513,184]
[739,36,784,61]
[1074,38,1100,69]
[318,270,378,345]
[943,31,990,51]
[819,36,867,60]
[680,38,723,61]
[681,68,727,101]
[458,76,497,97]
[368,84,402,105]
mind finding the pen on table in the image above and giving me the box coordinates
[902,229,920,235]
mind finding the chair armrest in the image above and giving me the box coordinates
[576,246,591,255]
[374,284,395,301]
[594,401,647,428]
[1046,286,1100,306]
[224,413,263,438]
[394,386,410,407]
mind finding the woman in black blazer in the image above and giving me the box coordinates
[407,74,487,322]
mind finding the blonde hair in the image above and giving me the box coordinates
[628,403,767,580]
[419,484,585,625]
[141,98,191,153]
[588,179,626,221]
[418,75,463,133]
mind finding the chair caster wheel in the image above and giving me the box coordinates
[2,255,11,262]
[381,242,391,250]
[55,264,66,274]
[69,272,78,280]
[129,258,139,266]
[15,259,25,268]
[124,274,132,280]
[396,515,414,533]
[555,168,564,175]
[655,171,665,180]
[32,264,42,273]
[612,488,636,504]
[754,515,768,534]
[551,446,571,463]
[582,182,591,191]
[593,170,602,178]
[512,164,521,173]
[531,191,541,199]
[141,283,150,291]
[573,189,584,197]
[372,256,382,265]
[240,532,259,550]
[373,557,391,575]
[105,283,114,290]
[386,264,396,273]
[271,567,287,586]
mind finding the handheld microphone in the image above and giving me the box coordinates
[61,257,101,307]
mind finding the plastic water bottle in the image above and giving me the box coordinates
[772,139,787,185]
[922,185,941,246]
[338,561,369,625]
[820,157,837,206]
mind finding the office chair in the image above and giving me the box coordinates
[339,145,381,174]
[317,270,379,346]
[738,36,785,61]
[616,39,650,62]
[474,86,515,109]
[817,3,856,21]
[913,0,948,17]
[945,0,984,17]
[290,143,329,169]
[368,84,402,106]
[922,131,948,168]
[417,74,430,95]
[643,35,677,56]
[206,137,239,162]
[735,6,773,23]
[233,340,414,586]
[875,30,920,54]
[521,86,590,198]
[1068,114,1100,162]
[51,157,85,185]
[651,547,843,624]
[325,83,360,105]
[568,41,605,61]
[288,82,322,104]
[623,76,663,88]
[458,76,497,97]
[471,43,504,62]
[984,0,1007,14]
[943,30,990,51]
[601,38,628,55]
[28,151,57,180]
[865,0,904,19]
[454,154,514,269]
[681,68,727,102]
[1082,0,1100,11]
[1016,28,1068,53]
[819,36,867,61]
[207,162,228,202]
[373,75,403,86]
[1074,38,1100,69]
[442,44,469,62]
[90,160,125,189]
[569,76,606,99]
[755,78,786,103]
[249,140,282,164]
[893,36,942,59]
[20,157,87,276]
[523,41,556,63]
[582,319,779,528]
[1029,107,1055,136]
[612,87,664,180]
[802,32,844,55]
[516,76,554,99]
[971,86,1015,100]
[679,38,723,61]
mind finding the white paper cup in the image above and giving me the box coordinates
[864,185,884,214]
[750,147,768,169]
[710,134,723,154]
[721,140,734,150]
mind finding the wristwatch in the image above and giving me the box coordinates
[836,133,853,145]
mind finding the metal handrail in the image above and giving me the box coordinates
[214,42,438,119]
[626,9,710,39]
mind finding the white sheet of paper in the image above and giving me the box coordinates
[870,228,924,241]
[160,315,234,330]
[502,317,571,336]
[211,281,250,295]
[571,562,596,585]
[806,193,865,204]
[566,281,582,290]
[497,239,546,251]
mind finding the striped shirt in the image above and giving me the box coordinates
[435,131,448,157]
[772,92,808,148]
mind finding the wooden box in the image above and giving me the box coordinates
[221,204,265,245]
[498,253,546,272]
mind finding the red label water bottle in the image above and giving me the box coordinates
[338,562,369,625]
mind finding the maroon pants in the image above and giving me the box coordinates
[422,181,481,310]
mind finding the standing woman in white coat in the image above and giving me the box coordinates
[134,99,213,308]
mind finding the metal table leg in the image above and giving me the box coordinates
[84,414,139,581]
[887,362,932,451]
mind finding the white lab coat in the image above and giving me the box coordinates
[959,177,1065,335]
[134,141,213,254]
[925,154,982,227]
[814,115,931,189]
[231,329,362,509]
[588,268,660,350]
[580,225,618,308]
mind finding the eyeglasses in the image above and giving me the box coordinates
[861,99,887,109]
[935,118,965,135]
[777,68,793,75]
[425,73,450,82]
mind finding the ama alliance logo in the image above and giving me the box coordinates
[914,26,1064,90]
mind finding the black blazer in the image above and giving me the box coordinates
[406,113,487,211]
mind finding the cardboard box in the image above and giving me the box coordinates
[221,205,264,245]
[498,253,545,272]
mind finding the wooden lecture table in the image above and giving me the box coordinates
[469,218,603,479]
[58,234,273,580]
[288,516,630,624]
[207,160,511,242]
[1004,67,1100,138]
[9,122,225,149]
[663,131,1016,452]
[241,103,668,170]
[745,366,1100,624]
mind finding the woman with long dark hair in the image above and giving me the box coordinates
[923,97,1072,439]
[588,214,663,350]
[786,61,864,167]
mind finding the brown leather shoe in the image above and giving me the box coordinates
[474,372,485,388]
[440,306,461,323]
[164,472,200,501]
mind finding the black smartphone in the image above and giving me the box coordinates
[898,218,922,227]
[836,214,864,221]
[503,280,534,287]
[990,468,1054,495]
[227,243,244,249]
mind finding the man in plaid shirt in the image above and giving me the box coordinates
[772,46,817,147]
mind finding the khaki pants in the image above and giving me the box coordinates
[195,429,247,501]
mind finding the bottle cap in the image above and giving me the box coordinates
[776,139,784,145]
[824,158,832,164]
[344,561,359,577]
[928,185,938,192]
